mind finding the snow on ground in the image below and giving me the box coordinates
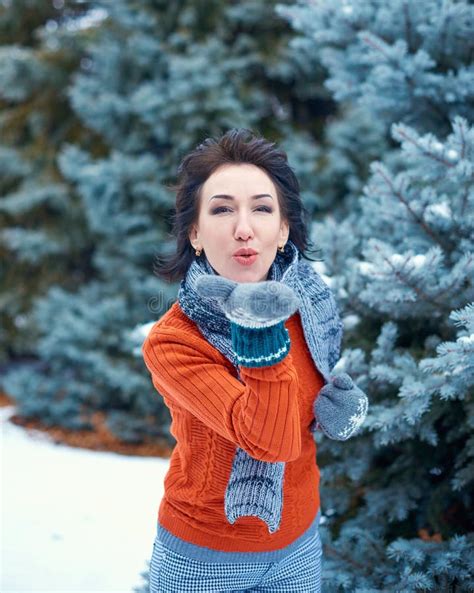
[1,405,169,593]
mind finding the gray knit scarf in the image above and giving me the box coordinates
[177,239,343,534]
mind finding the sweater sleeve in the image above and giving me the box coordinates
[142,321,302,463]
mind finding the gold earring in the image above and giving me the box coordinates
[195,247,202,256]
[278,244,285,253]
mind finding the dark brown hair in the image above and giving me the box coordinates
[154,127,321,283]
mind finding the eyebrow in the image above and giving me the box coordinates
[208,194,274,202]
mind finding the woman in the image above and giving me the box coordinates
[142,128,369,592]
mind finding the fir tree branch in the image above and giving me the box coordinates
[372,163,453,253]
[360,34,452,131]
[323,542,370,573]
[393,127,454,168]
[372,242,452,313]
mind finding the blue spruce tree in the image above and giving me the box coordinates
[3,0,333,448]
[277,1,474,590]
[0,0,95,362]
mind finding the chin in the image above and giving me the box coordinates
[236,270,268,283]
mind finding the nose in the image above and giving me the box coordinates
[234,212,255,241]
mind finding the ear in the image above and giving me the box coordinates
[189,224,198,245]
[280,220,290,244]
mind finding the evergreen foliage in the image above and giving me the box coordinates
[276,1,474,590]
[0,0,95,361]
[3,0,473,588]
[2,0,333,445]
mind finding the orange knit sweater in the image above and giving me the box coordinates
[142,301,325,552]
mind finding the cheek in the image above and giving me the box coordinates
[207,225,229,243]
[201,217,223,235]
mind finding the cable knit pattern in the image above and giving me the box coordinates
[141,240,347,553]
[142,307,325,554]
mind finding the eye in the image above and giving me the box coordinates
[211,206,273,214]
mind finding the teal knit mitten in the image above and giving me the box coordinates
[313,372,368,440]
[195,275,300,368]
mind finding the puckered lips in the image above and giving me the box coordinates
[233,247,258,265]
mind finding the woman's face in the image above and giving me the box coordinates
[189,163,290,283]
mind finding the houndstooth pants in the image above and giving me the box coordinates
[148,518,323,592]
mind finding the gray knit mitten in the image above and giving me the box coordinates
[313,372,368,440]
[195,275,300,328]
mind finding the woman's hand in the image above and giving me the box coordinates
[195,275,300,328]
[313,372,368,440]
